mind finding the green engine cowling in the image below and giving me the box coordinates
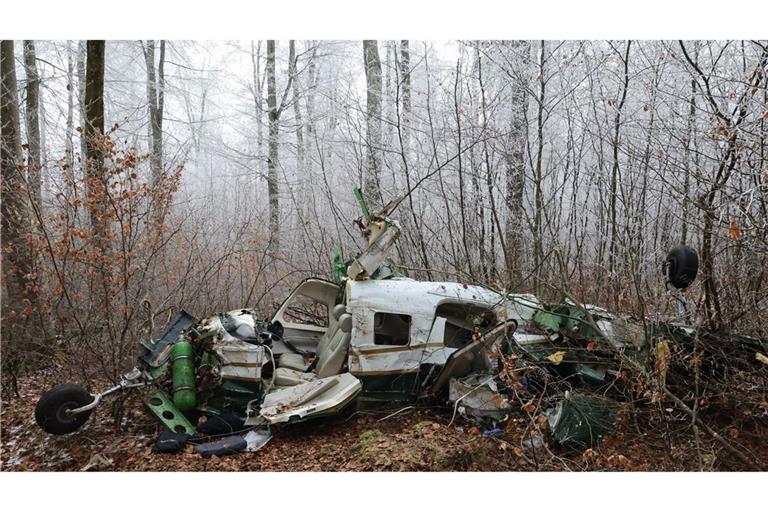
[171,341,196,411]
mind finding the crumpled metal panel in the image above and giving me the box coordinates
[449,373,512,420]
[547,392,619,447]
[347,218,402,280]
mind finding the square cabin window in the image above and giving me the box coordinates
[373,312,411,346]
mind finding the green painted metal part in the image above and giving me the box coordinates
[353,187,371,222]
[148,362,169,380]
[199,350,219,368]
[171,341,196,411]
[356,373,418,409]
[331,246,346,284]
[548,393,618,447]
[199,379,262,417]
[143,389,197,435]
[533,308,564,332]
[533,304,604,342]
[194,328,218,344]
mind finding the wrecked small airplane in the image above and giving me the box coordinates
[36,189,745,452]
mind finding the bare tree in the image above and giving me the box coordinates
[266,40,280,245]
[531,40,550,292]
[503,41,529,287]
[77,41,87,173]
[607,40,631,308]
[399,40,411,153]
[679,40,768,329]
[142,40,166,186]
[265,40,294,250]
[289,41,306,214]
[22,40,42,214]
[1,40,39,394]
[83,40,110,261]
[65,41,75,166]
[250,40,264,192]
[363,40,382,205]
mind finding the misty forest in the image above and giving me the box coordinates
[2,40,768,471]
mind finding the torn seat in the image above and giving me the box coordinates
[273,308,352,386]
[276,304,348,372]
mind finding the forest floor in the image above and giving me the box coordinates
[2,370,766,472]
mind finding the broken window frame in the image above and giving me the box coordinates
[431,302,498,349]
[281,293,330,328]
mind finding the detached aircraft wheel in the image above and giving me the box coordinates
[665,245,699,289]
[35,384,94,435]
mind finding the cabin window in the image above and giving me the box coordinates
[283,294,329,328]
[434,302,496,349]
[443,322,475,348]
[373,312,411,346]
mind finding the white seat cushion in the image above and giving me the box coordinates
[278,353,307,372]
[273,367,316,387]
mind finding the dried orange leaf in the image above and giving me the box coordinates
[729,220,742,241]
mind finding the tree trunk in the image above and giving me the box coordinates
[532,40,547,292]
[266,40,280,248]
[304,42,319,232]
[383,41,394,189]
[608,41,631,308]
[22,41,42,214]
[504,41,529,288]
[399,40,411,152]
[142,40,167,229]
[394,40,431,278]
[453,57,474,279]
[65,41,75,166]
[1,40,39,388]
[84,41,107,236]
[77,41,87,174]
[362,40,382,206]
[682,42,699,245]
[250,40,263,197]
[289,41,306,218]
[476,43,504,283]
[143,40,165,187]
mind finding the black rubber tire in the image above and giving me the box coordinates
[35,384,94,435]
[665,245,699,289]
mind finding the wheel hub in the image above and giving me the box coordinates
[57,400,80,423]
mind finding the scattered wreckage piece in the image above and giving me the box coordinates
[260,373,362,424]
[144,389,197,436]
[195,435,248,459]
[514,297,768,397]
[154,432,191,454]
[346,216,401,281]
[243,430,272,452]
[547,392,619,448]
[80,454,113,472]
[448,372,512,421]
